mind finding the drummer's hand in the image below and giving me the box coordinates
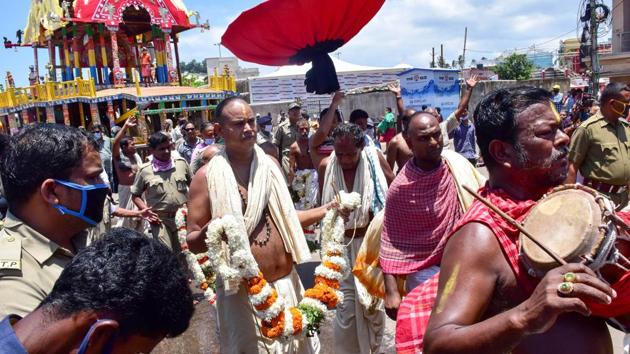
[510,263,615,335]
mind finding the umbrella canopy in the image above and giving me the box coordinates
[222,0,385,94]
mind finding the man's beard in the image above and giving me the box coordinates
[513,142,569,184]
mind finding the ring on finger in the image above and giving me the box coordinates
[563,272,577,283]
[557,282,574,295]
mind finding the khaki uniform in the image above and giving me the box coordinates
[131,158,191,252]
[569,112,630,209]
[273,122,298,177]
[0,212,85,317]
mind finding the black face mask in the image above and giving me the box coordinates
[52,180,109,226]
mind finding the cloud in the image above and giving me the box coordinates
[157,0,612,74]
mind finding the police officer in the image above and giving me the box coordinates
[0,124,107,317]
[131,132,191,252]
[273,102,301,177]
[567,82,630,209]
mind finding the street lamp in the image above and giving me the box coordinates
[214,43,222,58]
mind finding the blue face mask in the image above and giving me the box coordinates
[52,179,109,226]
[204,138,215,145]
[77,319,117,354]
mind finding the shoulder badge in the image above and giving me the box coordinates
[0,232,22,271]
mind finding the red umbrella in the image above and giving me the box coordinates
[221,0,385,94]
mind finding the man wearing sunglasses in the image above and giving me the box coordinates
[567,82,630,209]
[176,122,202,164]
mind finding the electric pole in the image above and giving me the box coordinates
[589,0,599,96]
[462,27,468,69]
[431,47,435,68]
[440,44,444,68]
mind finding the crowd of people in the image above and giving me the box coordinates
[0,79,630,354]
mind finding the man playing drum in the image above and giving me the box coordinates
[397,87,618,354]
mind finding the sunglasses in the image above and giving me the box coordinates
[184,128,195,131]
[612,99,630,115]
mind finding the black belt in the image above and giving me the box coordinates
[583,178,628,195]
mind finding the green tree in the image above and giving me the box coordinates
[493,53,534,80]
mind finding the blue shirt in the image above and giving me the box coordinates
[552,92,564,113]
[0,316,27,354]
[452,121,476,159]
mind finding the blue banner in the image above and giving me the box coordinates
[398,68,461,119]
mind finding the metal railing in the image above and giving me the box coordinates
[0,78,97,109]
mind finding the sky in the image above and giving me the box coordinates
[0,0,613,86]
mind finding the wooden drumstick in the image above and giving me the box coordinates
[463,185,567,266]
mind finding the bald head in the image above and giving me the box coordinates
[401,108,417,132]
[215,97,250,126]
[405,112,443,167]
[408,112,440,132]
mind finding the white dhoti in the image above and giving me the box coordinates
[217,268,320,354]
[115,184,145,232]
[334,237,385,354]
[206,146,317,353]
[321,148,389,354]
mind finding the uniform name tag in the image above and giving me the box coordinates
[0,234,22,271]
[0,260,20,270]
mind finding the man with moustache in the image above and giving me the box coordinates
[186,97,319,353]
[131,132,191,252]
[289,118,318,208]
[397,87,616,354]
[566,82,630,210]
[318,123,393,354]
[275,102,302,178]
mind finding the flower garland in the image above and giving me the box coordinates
[204,191,362,341]
[176,207,216,304]
[291,170,317,210]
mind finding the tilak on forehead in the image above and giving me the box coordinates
[549,100,561,124]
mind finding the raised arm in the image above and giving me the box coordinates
[453,74,480,119]
[423,223,614,354]
[113,117,137,159]
[388,83,405,132]
[310,91,345,151]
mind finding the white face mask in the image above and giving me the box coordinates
[264,125,273,133]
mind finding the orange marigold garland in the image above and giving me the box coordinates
[205,191,361,340]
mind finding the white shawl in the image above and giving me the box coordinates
[321,147,388,230]
[205,145,311,265]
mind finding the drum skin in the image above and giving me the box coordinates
[520,189,603,274]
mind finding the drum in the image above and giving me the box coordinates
[520,185,619,278]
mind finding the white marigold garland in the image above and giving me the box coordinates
[204,191,361,341]
[175,207,216,304]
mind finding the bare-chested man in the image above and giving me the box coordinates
[112,117,144,230]
[318,123,393,354]
[386,75,480,172]
[186,97,319,353]
[309,91,344,170]
[288,118,315,185]
[398,87,617,354]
